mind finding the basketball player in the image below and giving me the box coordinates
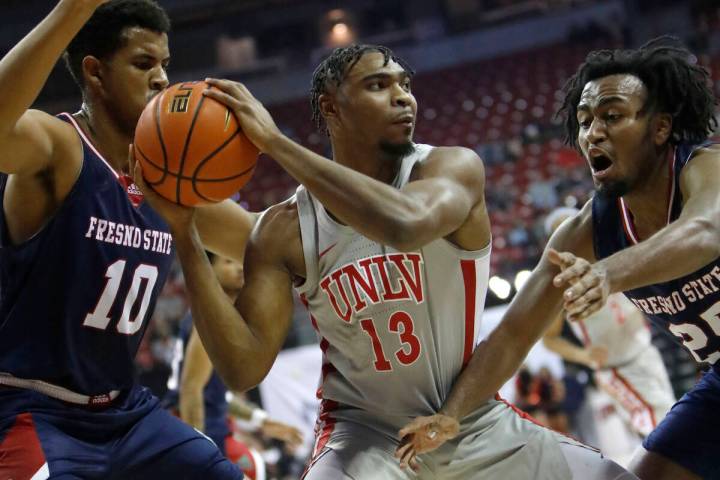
[163,252,303,456]
[136,44,634,479]
[0,1,253,478]
[542,207,675,438]
[396,38,719,480]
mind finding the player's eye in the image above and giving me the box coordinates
[578,118,592,129]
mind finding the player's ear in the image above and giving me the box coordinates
[82,56,104,93]
[319,93,338,128]
[653,112,672,146]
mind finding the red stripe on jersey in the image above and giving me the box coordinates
[611,368,657,428]
[0,413,47,479]
[461,260,477,367]
[577,319,592,346]
[302,399,338,479]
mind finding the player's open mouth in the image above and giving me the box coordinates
[589,151,613,178]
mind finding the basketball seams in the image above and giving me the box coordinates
[134,81,259,206]
[190,126,256,201]
[153,90,170,185]
[175,86,207,205]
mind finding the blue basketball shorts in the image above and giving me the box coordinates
[643,367,720,479]
[0,384,243,479]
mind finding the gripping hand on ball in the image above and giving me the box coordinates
[203,78,282,154]
[129,145,195,232]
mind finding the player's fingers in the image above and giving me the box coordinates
[565,283,602,311]
[547,249,574,268]
[202,88,244,110]
[563,273,599,301]
[566,301,599,322]
[553,260,589,287]
[395,439,414,460]
[398,418,432,439]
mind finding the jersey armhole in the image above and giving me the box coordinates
[294,187,320,295]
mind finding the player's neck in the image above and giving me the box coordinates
[331,139,402,185]
[74,102,133,175]
[621,147,673,232]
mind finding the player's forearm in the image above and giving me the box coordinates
[179,389,205,431]
[441,269,564,419]
[172,226,267,391]
[603,217,720,293]
[0,2,95,137]
[441,326,530,419]
[542,336,592,367]
[265,134,433,250]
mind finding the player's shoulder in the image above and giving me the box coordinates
[416,145,484,182]
[424,145,483,168]
[250,196,302,260]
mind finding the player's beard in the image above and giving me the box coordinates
[379,140,415,158]
[596,179,630,199]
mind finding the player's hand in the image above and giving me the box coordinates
[202,78,282,154]
[62,0,110,11]
[548,249,610,321]
[587,345,609,369]
[395,414,460,469]
[260,419,304,449]
[129,145,195,232]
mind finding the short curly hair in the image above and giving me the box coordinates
[558,36,717,149]
[63,0,170,88]
[310,44,414,133]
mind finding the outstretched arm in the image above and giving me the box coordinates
[395,202,595,466]
[203,80,487,252]
[0,1,106,175]
[556,145,720,320]
[542,313,607,369]
[179,327,213,431]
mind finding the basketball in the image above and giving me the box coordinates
[133,81,259,206]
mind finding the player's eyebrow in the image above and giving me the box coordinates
[577,96,626,112]
[360,71,409,83]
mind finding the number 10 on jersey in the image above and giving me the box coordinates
[84,259,158,335]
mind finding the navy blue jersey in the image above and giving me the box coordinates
[592,140,720,366]
[0,113,174,396]
[164,312,229,444]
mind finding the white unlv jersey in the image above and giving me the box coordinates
[569,293,651,366]
[294,144,491,419]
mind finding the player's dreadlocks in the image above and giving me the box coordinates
[310,44,415,133]
[558,36,717,149]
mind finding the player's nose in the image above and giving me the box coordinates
[151,67,169,91]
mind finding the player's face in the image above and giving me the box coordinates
[212,257,245,291]
[98,27,170,133]
[576,74,657,198]
[336,52,417,155]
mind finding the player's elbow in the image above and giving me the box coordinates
[220,360,273,393]
[384,216,430,252]
[689,216,720,258]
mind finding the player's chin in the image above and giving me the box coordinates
[379,138,415,157]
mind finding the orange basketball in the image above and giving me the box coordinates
[133,81,258,206]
